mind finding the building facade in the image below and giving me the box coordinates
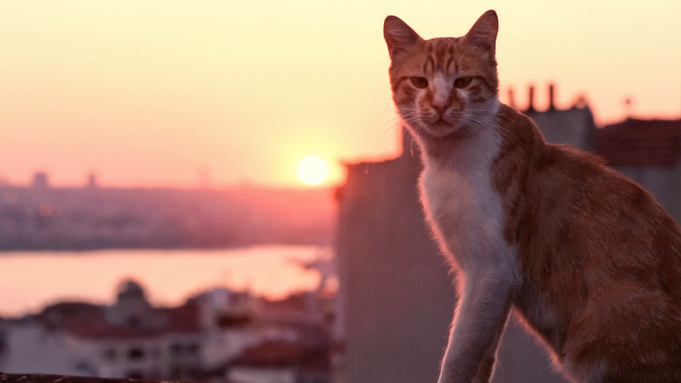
[0,281,332,383]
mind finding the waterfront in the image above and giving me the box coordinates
[0,245,331,317]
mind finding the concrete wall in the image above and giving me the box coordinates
[613,164,681,225]
[528,106,598,151]
[334,149,455,383]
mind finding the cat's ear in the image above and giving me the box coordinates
[463,10,498,52]
[384,16,422,61]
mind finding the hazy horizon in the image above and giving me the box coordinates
[2,0,680,189]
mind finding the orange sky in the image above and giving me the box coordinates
[1,0,680,188]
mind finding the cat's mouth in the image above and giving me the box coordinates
[423,119,459,137]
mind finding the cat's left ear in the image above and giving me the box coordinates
[463,10,498,52]
[384,16,422,61]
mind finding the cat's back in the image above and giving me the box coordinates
[512,116,681,298]
[493,104,681,283]
[493,105,681,381]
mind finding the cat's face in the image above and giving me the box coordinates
[384,11,500,139]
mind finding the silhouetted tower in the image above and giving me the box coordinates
[87,173,98,188]
[624,97,634,118]
[548,83,556,111]
[526,85,536,113]
[32,172,50,189]
[508,88,516,109]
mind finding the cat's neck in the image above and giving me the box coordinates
[414,99,503,169]
[416,128,502,181]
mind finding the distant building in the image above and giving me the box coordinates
[0,280,252,380]
[333,132,462,383]
[87,173,99,189]
[229,341,330,383]
[0,185,335,250]
[0,280,332,382]
[32,172,50,190]
[525,85,598,151]
[597,117,681,224]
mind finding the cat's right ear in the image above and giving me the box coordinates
[384,16,421,61]
[463,10,498,53]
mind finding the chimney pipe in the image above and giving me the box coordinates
[508,88,516,109]
[527,86,535,113]
[548,83,556,111]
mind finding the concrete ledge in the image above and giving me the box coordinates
[0,373,192,383]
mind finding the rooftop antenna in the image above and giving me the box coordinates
[527,85,535,113]
[624,97,633,118]
[508,88,516,109]
[87,173,98,188]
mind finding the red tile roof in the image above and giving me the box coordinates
[37,301,201,339]
[597,118,681,167]
[231,341,329,371]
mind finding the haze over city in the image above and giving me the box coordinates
[1,0,680,189]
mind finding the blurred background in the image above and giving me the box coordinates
[0,1,680,382]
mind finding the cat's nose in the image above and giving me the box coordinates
[432,103,448,116]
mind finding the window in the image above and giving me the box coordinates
[186,343,200,356]
[128,347,145,361]
[169,342,201,357]
[169,343,182,356]
[103,348,117,361]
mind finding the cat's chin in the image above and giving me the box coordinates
[422,120,460,138]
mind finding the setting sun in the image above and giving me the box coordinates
[297,156,329,186]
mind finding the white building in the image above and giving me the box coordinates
[0,281,265,381]
[0,279,334,382]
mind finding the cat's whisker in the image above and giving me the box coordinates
[368,120,403,155]
[356,109,405,153]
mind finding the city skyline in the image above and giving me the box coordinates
[2,0,680,188]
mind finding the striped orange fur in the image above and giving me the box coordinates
[384,10,681,383]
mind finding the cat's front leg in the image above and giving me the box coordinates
[437,271,514,383]
[472,312,509,383]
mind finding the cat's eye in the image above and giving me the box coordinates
[410,77,429,89]
[454,77,473,88]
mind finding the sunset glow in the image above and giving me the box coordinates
[297,156,329,186]
[1,1,680,188]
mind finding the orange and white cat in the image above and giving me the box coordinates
[384,10,681,383]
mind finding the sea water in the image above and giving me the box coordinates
[0,245,330,317]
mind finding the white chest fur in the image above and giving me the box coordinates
[419,129,516,275]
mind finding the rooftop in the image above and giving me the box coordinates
[597,118,681,167]
[35,300,201,340]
